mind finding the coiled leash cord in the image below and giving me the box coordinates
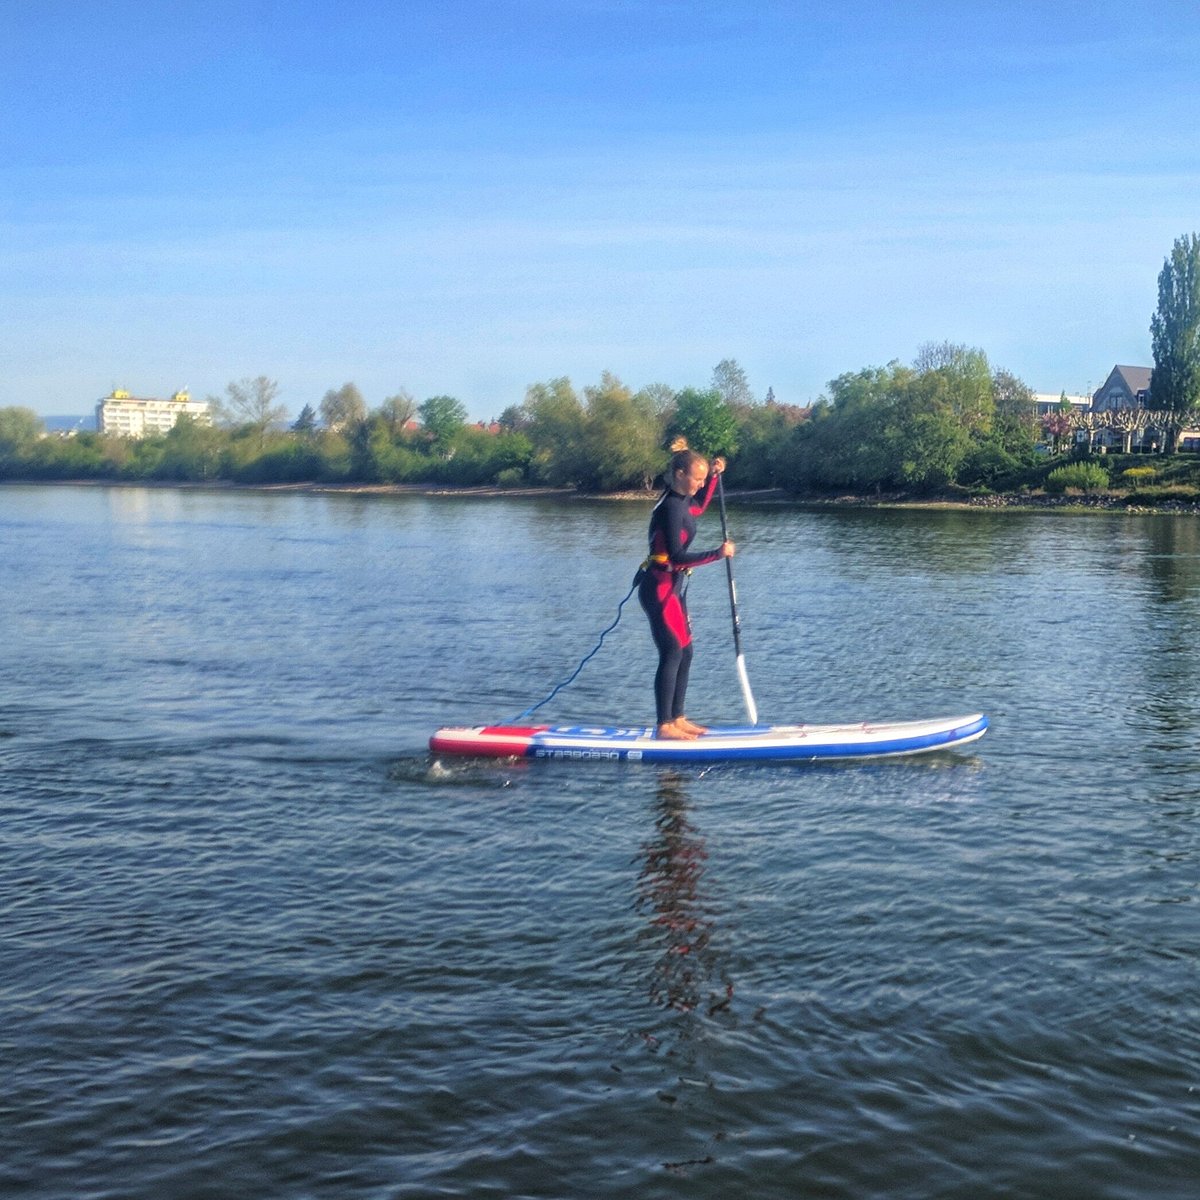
[507,571,642,722]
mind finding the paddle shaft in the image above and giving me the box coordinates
[715,474,743,654]
[715,473,757,724]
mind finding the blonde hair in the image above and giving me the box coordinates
[667,436,707,477]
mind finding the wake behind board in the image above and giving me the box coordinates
[430,713,987,764]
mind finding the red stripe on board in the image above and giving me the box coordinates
[429,726,548,757]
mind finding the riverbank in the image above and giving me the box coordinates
[796,490,1200,514]
[5,476,1200,512]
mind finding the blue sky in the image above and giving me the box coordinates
[4,1,1199,421]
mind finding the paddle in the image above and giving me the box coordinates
[715,472,758,725]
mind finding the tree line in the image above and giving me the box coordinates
[0,352,1039,494]
[3,231,1198,494]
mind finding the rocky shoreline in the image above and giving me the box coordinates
[747,489,1200,514]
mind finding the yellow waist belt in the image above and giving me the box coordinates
[642,553,689,575]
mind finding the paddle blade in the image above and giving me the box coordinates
[736,654,758,725]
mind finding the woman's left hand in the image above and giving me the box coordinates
[712,456,726,474]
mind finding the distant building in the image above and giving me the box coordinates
[1035,362,1200,454]
[1091,365,1152,413]
[96,388,212,437]
[1031,393,1090,417]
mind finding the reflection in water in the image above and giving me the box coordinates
[1130,518,1200,744]
[632,773,736,1179]
[1142,516,1200,603]
[636,771,732,1018]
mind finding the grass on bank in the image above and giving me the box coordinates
[954,451,1200,505]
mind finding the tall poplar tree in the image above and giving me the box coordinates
[1149,233,1200,449]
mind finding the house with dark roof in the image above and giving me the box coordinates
[1092,365,1152,412]
[1072,364,1200,453]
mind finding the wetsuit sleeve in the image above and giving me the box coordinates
[688,471,719,517]
[665,493,723,569]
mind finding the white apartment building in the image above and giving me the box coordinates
[96,388,213,437]
[1031,393,1091,417]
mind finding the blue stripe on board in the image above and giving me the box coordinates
[525,715,989,763]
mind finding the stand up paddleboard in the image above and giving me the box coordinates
[430,713,987,764]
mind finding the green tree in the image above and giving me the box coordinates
[1150,232,1200,449]
[909,344,1009,489]
[379,389,416,436]
[729,399,809,489]
[320,382,367,432]
[578,372,663,491]
[954,366,1037,489]
[912,340,963,373]
[912,349,1003,487]
[815,364,908,491]
[313,430,352,481]
[40,431,114,479]
[784,362,962,494]
[634,381,676,418]
[913,342,994,430]
[991,369,1037,457]
[292,403,318,434]
[418,395,469,452]
[497,403,530,432]
[523,377,585,485]
[238,439,326,484]
[0,407,44,472]
[671,388,739,457]
[711,358,755,409]
[895,376,972,489]
[155,416,225,481]
[783,351,1029,495]
[219,376,286,449]
[349,414,412,482]
[430,424,532,486]
[123,432,167,479]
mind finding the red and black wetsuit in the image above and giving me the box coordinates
[638,472,723,727]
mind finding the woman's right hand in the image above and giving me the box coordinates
[720,540,735,558]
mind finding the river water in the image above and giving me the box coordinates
[1,483,1197,1199]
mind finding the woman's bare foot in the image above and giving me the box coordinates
[657,720,698,740]
[676,717,707,735]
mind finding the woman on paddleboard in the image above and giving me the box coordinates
[639,441,734,740]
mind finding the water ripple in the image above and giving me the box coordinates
[3,490,1200,1197]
